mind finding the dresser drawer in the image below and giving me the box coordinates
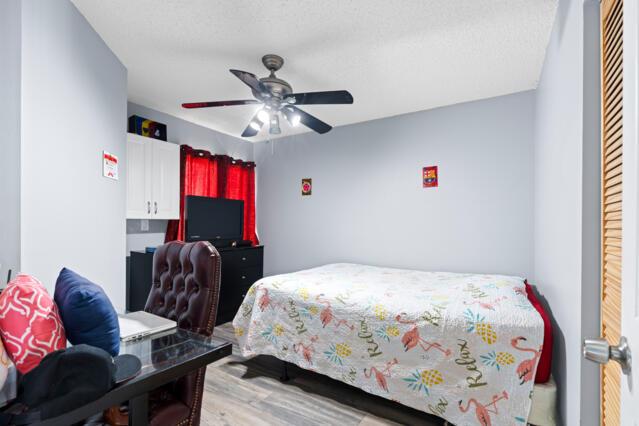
[222,247,263,269]
[215,246,264,324]
[217,266,262,323]
[225,265,262,288]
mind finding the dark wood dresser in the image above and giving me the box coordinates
[128,245,264,324]
[215,245,264,324]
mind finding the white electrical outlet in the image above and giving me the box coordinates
[141,219,149,232]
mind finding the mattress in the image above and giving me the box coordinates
[529,376,557,426]
[233,263,544,426]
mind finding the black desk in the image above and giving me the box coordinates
[35,329,231,426]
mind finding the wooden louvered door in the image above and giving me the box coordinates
[618,0,639,422]
[587,0,639,423]
[601,0,623,424]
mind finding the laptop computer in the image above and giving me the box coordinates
[118,311,177,342]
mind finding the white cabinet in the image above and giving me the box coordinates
[126,135,152,218]
[151,139,180,218]
[126,133,180,219]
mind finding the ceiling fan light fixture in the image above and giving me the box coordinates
[269,114,281,135]
[290,114,301,127]
[249,120,261,131]
[257,108,270,123]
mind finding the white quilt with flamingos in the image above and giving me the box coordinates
[233,263,544,426]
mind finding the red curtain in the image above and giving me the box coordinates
[165,145,259,245]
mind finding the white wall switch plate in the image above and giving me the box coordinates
[140,219,149,232]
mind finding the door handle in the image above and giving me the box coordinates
[154,202,158,215]
[583,336,632,375]
[147,201,151,214]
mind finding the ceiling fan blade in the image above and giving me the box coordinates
[286,106,332,134]
[285,90,353,105]
[241,111,264,137]
[182,100,260,109]
[230,69,269,97]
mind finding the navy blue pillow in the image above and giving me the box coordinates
[54,268,120,356]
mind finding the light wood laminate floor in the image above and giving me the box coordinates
[202,323,443,426]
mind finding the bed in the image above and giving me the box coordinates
[232,263,545,426]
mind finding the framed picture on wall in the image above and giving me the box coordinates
[302,178,312,196]
[423,166,438,188]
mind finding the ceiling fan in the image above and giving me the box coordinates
[182,54,354,138]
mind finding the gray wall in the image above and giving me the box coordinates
[20,0,128,310]
[126,102,254,254]
[254,91,535,278]
[0,0,22,285]
[532,0,600,424]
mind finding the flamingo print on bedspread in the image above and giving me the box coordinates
[233,263,545,426]
[363,358,399,392]
[511,337,542,385]
[293,335,319,365]
[396,313,451,357]
[459,391,509,426]
[316,294,354,331]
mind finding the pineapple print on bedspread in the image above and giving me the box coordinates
[480,351,515,371]
[403,369,444,396]
[464,309,497,344]
[324,343,352,365]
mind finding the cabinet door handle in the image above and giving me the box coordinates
[241,275,246,280]
[147,201,151,214]
[242,257,246,261]
[154,202,158,214]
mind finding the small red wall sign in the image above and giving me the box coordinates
[423,166,438,188]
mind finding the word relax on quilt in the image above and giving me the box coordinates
[288,299,308,334]
[455,338,488,388]
[357,319,383,358]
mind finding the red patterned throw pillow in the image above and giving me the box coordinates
[0,274,66,374]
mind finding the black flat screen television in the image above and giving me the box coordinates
[185,196,244,243]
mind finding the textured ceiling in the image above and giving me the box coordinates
[72,0,557,142]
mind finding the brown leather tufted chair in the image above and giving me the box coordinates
[144,240,221,426]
